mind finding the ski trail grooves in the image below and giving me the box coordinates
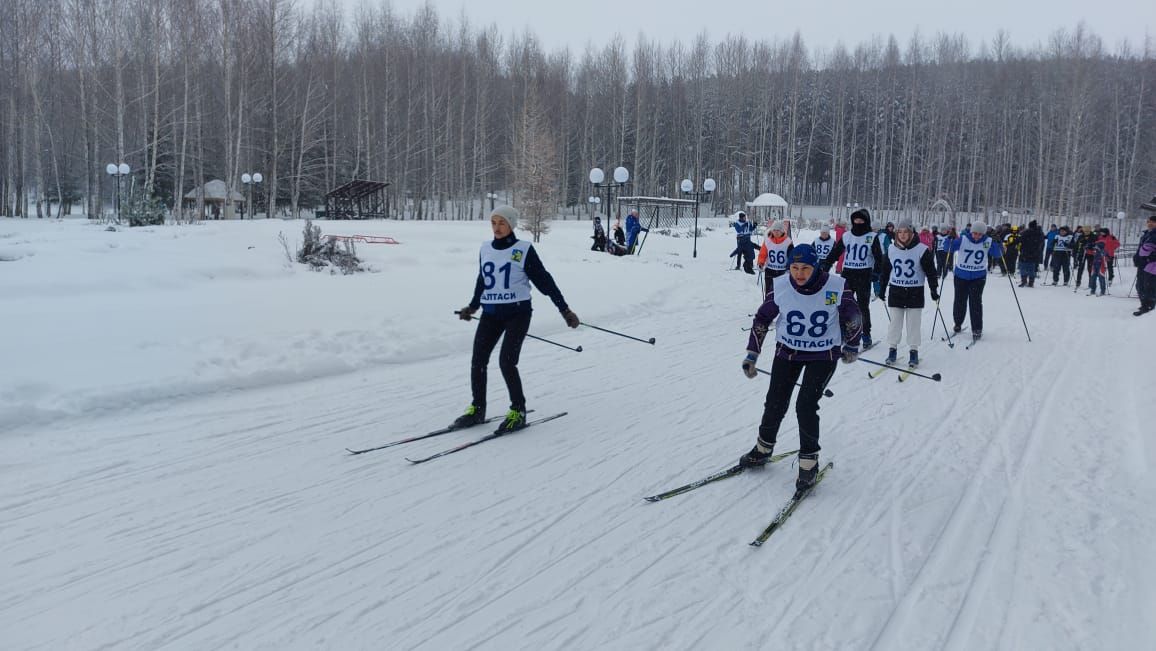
[867,334,1066,649]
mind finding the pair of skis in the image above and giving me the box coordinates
[346,411,567,463]
[643,452,833,546]
[867,362,918,381]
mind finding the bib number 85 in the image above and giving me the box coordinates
[785,310,831,338]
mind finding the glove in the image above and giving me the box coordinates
[742,352,759,379]
[562,309,580,329]
[930,289,940,302]
[458,306,476,321]
[841,346,859,365]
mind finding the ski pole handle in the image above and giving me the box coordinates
[454,310,583,352]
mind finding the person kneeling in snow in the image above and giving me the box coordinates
[739,244,862,494]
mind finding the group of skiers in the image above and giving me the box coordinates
[452,201,1155,502]
[591,209,647,256]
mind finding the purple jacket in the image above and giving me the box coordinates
[746,270,863,362]
[1138,228,1156,275]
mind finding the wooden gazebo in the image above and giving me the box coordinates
[323,180,390,219]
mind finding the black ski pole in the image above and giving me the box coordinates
[858,357,942,382]
[999,253,1032,342]
[580,321,656,345]
[929,253,952,340]
[454,311,583,352]
[756,368,835,397]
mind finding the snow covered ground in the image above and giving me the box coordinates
[1,216,1153,650]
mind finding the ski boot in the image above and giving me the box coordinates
[885,348,897,364]
[972,331,982,342]
[908,350,919,367]
[795,452,821,494]
[952,324,962,334]
[452,404,486,429]
[495,408,527,434]
[861,333,873,350]
[739,443,774,469]
[1135,304,1153,317]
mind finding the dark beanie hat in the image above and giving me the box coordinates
[851,208,871,224]
[790,244,819,268]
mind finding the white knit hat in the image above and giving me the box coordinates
[491,205,519,228]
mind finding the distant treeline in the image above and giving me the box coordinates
[1,1,1153,222]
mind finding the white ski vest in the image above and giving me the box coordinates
[763,238,792,271]
[841,231,876,270]
[1054,234,1074,253]
[773,273,845,352]
[478,240,533,304]
[954,236,991,274]
[888,242,929,287]
[812,236,835,260]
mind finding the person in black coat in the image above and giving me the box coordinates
[877,219,939,366]
[1017,220,1045,287]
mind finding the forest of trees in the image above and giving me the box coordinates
[1,0,1154,224]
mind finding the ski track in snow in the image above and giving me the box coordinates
[1,220,1154,650]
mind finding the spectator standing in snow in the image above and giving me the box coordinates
[624,209,648,254]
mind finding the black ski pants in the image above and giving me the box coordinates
[952,275,986,333]
[757,356,838,456]
[1050,252,1071,284]
[470,310,532,412]
[763,267,787,299]
[1138,269,1156,308]
[841,268,874,337]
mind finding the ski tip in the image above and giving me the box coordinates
[932,373,942,381]
[345,448,361,455]
[642,496,659,503]
[749,540,764,547]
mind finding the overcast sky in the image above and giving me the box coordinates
[352,0,1153,56]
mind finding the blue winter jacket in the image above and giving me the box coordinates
[946,233,1003,280]
[625,214,645,249]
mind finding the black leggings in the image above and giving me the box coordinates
[952,275,986,332]
[757,356,838,456]
[471,311,532,411]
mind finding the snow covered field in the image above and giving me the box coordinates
[1,216,1154,650]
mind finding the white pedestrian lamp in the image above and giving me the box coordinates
[105,162,130,223]
[681,177,716,258]
[589,165,630,226]
[587,195,601,219]
[486,192,499,212]
[241,172,263,219]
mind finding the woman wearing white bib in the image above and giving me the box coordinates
[877,220,939,367]
[739,244,863,494]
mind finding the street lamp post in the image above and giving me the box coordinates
[587,195,601,220]
[681,177,716,258]
[105,162,130,223]
[589,166,630,226]
[486,192,498,213]
[241,172,263,220]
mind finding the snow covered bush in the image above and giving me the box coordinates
[295,220,364,274]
